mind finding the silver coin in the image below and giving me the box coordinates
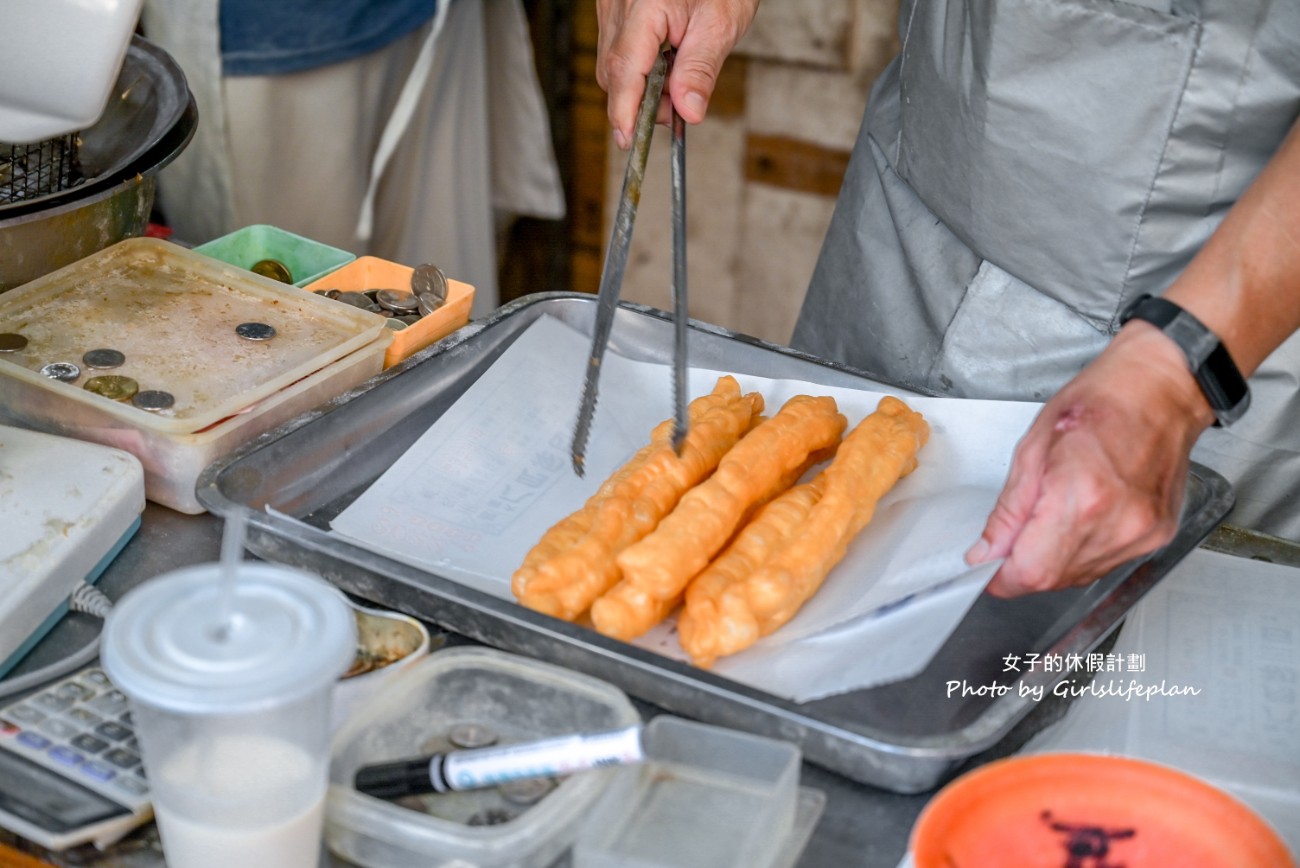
[417,292,446,318]
[384,318,408,331]
[335,291,373,309]
[448,723,498,750]
[132,390,176,412]
[411,264,449,309]
[397,314,422,325]
[498,777,554,806]
[82,348,126,369]
[375,289,420,314]
[235,322,277,341]
[0,333,27,353]
[40,362,81,382]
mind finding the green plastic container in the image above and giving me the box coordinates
[193,224,355,287]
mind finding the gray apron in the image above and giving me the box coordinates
[793,0,1300,538]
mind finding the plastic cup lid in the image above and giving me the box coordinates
[102,563,356,714]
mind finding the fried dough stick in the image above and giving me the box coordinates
[512,376,763,620]
[591,395,847,640]
[682,396,929,666]
[678,476,827,666]
[590,447,833,642]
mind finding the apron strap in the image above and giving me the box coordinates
[355,0,452,243]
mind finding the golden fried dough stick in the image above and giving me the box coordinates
[512,375,744,601]
[611,394,848,605]
[678,476,828,666]
[684,396,929,665]
[583,580,682,642]
[589,444,835,641]
[513,376,764,620]
[511,437,656,599]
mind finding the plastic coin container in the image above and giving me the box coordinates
[193,224,356,288]
[304,256,474,368]
[0,238,391,512]
[326,647,640,868]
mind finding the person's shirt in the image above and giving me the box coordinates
[220,0,439,76]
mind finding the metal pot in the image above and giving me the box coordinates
[0,36,196,291]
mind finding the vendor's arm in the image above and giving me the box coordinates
[968,118,1300,596]
[596,0,759,148]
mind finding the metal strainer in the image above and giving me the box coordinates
[1,134,85,205]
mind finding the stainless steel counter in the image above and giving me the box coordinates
[5,501,1138,868]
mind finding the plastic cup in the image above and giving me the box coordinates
[101,563,356,868]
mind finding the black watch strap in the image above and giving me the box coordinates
[1120,294,1250,427]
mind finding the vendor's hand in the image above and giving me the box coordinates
[596,0,759,148]
[966,322,1217,597]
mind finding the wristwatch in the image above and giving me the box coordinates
[1119,294,1250,427]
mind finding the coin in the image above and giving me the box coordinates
[84,375,139,402]
[448,723,498,750]
[384,318,408,331]
[0,333,28,352]
[132,390,176,412]
[235,322,277,341]
[82,348,126,369]
[499,777,554,806]
[335,291,373,309]
[376,289,419,314]
[411,264,449,309]
[40,362,80,382]
[250,258,293,283]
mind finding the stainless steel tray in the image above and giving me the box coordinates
[197,293,1235,793]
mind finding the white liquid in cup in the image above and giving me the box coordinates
[152,732,325,868]
[155,799,325,868]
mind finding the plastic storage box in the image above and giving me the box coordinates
[571,716,801,868]
[193,224,356,287]
[326,647,641,868]
[304,256,475,368]
[0,238,391,512]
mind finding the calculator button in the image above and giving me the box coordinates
[88,690,128,715]
[83,669,112,686]
[54,682,96,702]
[8,705,44,725]
[38,719,79,740]
[0,720,17,736]
[82,761,117,782]
[32,694,73,713]
[71,733,110,755]
[49,746,84,767]
[95,721,132,742]
[115,777,148,797]
[103,748,140,769]
[17,732,51,750]
[67,708,103,727]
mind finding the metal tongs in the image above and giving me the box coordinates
[571,50,689,476]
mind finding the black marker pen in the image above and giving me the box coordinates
[354,724,644,799]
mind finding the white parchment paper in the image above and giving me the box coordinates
[331,315,1042,701]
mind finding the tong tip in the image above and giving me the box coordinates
[670,420,688,456]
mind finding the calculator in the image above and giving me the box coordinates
[0,665,152,851]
